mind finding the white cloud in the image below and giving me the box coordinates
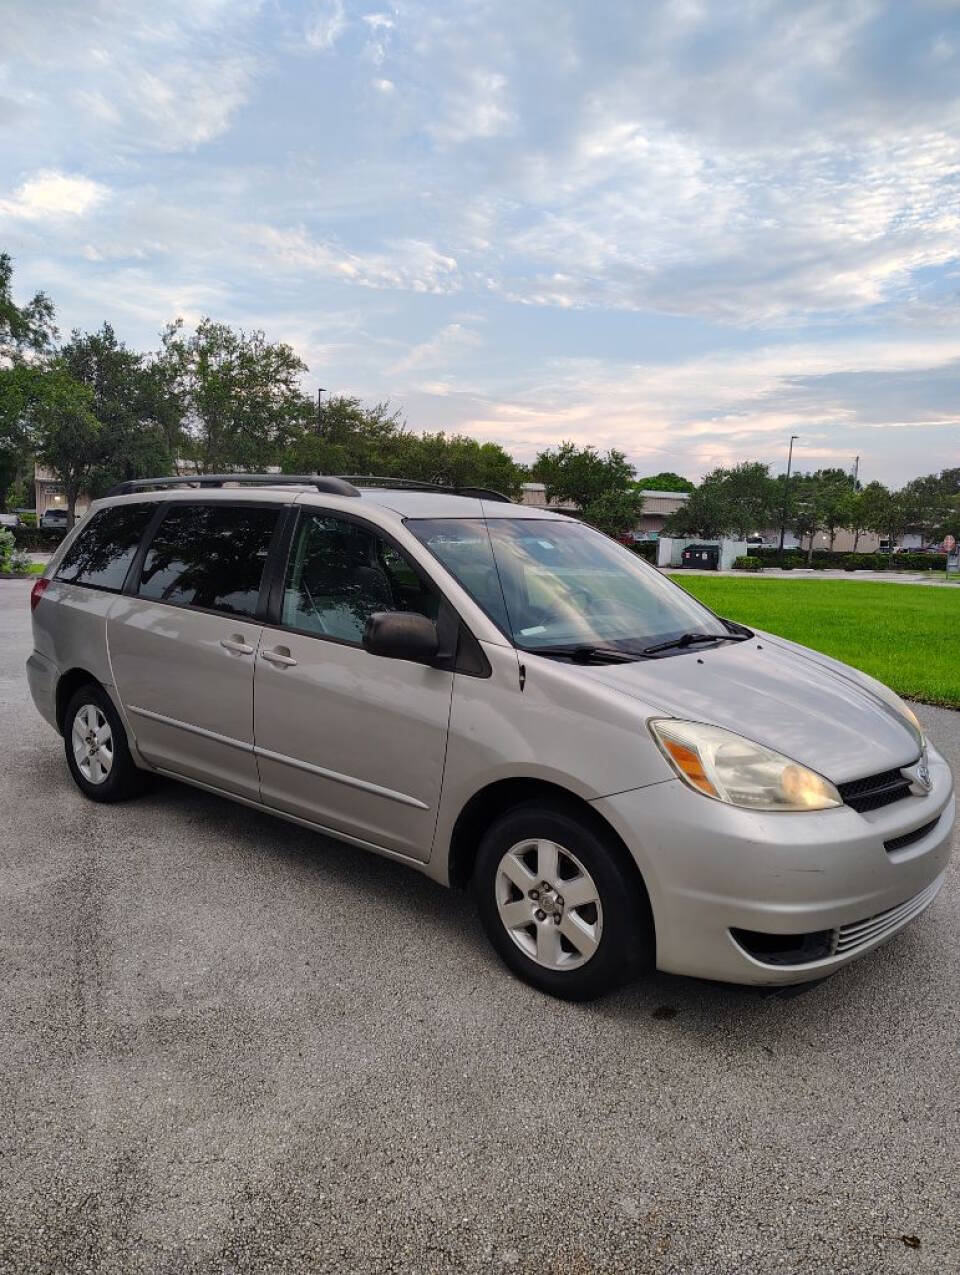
[428,70,515,145]
[305,0,347,51]
[251,225,461,293]
[0,171,108,219]
[389,322,483,372]
[1,0,261,154]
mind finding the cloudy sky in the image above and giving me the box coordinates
[2,0,959,484]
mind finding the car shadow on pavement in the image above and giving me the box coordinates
[133,774,940,1035]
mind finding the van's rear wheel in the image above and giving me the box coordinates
[64,683,147,803]
[474,802,653,1000]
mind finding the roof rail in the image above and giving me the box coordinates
[105,474,361,498]
[337,475,513,504]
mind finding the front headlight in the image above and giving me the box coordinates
[650,719,842,812]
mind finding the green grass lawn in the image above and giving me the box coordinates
[677,576,960,709]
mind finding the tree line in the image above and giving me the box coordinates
[663,461,959,556]
[1,253,956,543]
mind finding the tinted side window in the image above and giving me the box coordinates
[137,504,279,618]
[281,513,439,642]
[56,504,155,591]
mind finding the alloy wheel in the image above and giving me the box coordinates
[495,838,603,970]
[71,703,114,785]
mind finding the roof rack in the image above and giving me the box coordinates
[105,472,515,504]
[337,475,513,504]
[106,474,361,498]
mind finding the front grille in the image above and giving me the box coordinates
[837,766,914,812]
[729,876,944,967]
[834,877,943,956]
[884,817,940,854]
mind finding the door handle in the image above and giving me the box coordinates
[220,635,254,655]
[261,646,298,667]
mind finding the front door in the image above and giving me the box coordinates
[253,510,454,859]
[108,500,282,801]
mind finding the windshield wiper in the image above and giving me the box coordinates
[528,644,642,664]
[642,631,751,656]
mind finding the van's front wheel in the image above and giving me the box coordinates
[474,802,653,1000]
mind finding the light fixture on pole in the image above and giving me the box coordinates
[777,434,799,567]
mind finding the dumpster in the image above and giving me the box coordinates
[680,543,720,570]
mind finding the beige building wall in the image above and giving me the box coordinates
[34,465,91,518]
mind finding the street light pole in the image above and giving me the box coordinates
[315,387,326,437]
[777,434,799,567]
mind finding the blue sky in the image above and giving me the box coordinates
[2,0,959,485]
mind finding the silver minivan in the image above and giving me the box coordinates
[27,475,955,999]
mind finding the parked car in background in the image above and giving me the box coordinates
[26,474,955,1000]
[40,509,69,530]
[0,512,20,529]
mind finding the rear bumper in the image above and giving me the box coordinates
[592,743,955,985]
[26,649,59,732]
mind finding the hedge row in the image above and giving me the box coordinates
[12,527,66,551]
[750,547,946,571]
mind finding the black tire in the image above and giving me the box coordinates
[63,682,148,803]
[473,801,654,1001]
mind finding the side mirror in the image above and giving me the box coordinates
[363,611,440,664]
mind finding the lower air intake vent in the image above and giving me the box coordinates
[884,818,940,854]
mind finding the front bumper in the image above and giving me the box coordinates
[592,743,955,985]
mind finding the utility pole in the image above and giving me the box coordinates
[777,434,799,567]
[315,388,326,437]
[852,455,859,486]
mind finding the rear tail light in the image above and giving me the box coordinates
[30,577,50,611]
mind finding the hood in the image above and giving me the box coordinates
[577,632,920,784]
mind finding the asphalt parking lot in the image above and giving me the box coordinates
[2,578,958,1274]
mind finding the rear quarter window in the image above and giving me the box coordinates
[56,504,155,591]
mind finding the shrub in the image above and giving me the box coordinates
[733,555,762,571]
[843,555,859,571]
[12,526,65,552]
[630,540,658,564]
[894,552,947,571]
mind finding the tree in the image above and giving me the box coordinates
[632,471,695,493]
[158,318,309,472]
[0,252,56,364]
[662,463,776,539]
[283,396,526,496]
[0,253,58,510]
[787,474,823,563]
[59,324,172,496]
[812,468,856,551]
[530,442,643,534]
[31,367,101,527]
[716,462,778,538]
[899,472,956,547]
[531,442,635,508]
[662,479,731,539]
[580,488,645,537]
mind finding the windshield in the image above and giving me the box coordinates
[406,517,729,653]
